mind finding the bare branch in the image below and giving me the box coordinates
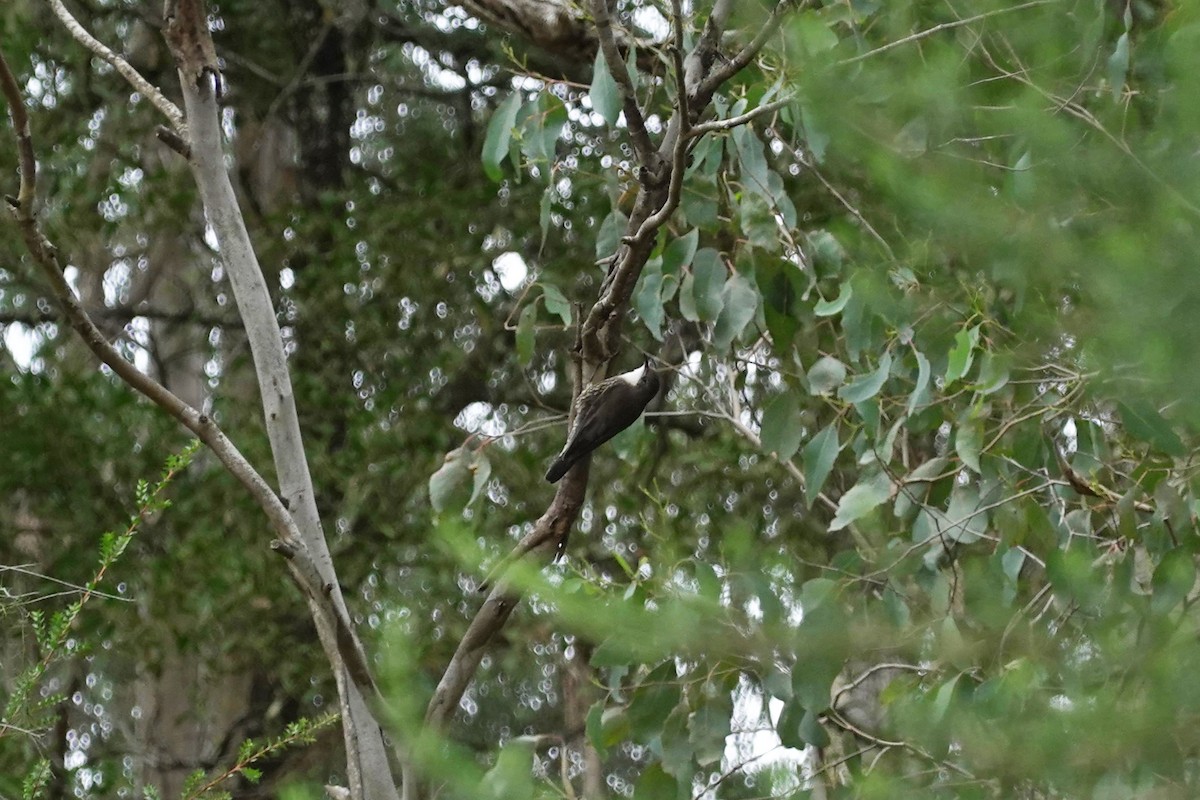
[837,0,1052,66]
[688,95,793,138]
[163,2,400,795]
[426,464,590,729]
[47,0,186,134]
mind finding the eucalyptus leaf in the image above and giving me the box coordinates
[803,423,839,507]
[839,352,892,404]
[589,48,621,125]
[830,471,893,531]
[713,272,758,348]
[760,392,804,461]
[481,92,522,182]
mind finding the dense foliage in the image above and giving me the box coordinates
[4,0,1200,798]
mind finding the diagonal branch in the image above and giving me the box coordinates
[4,16,399,799]
[47,0,186,134]
[698,0,797,99]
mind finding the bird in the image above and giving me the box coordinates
[545,358,661,483]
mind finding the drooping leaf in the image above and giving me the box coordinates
[633,765,678,800]
[906,349,931,416]
[760,391,804,461]
[634,265,665,341]
[732,124,771,196]
[468,453,491,507]
[1151,547,1196,615]
[945,325,980,384]
[1117,400,1186,457]
[1108,32,1130,101]
[429,448,471,513]
[589,48,621,125]
[803,422,839,507]
[713,272,758,349]
[678,273,699,322]
[688,695,732,767]
[662,229,699,276]
[540,283,572,325]
[956,416,983,473]
[596,209,628,261]
[481,92,522,182]
[515,303,536,365]
[692,248,726,321]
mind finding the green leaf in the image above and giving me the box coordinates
[634,264,666,341]
[429,448,471,513]
[931,673,961,722]
[1108,32,1130,101]
[589,49,621,126]
[906,349,931,416]
[1151,548,1196,615]
[1117,400,1186,457]
[802,423,839,507]
[659,705,693,779]
[940,482,988,544]
[807,356,847,396]
[539,188,553,251]
[692,248,726,322]
[791,11,839,55]
[515,303,536,365]
[838,352,892,404]
[468,453,491,507]
[520,94,567,166]
[793,654,841,712]
[662,229,699,276]
[633,765,678,800]
[760,392,805,461]
[596,209,628,260]
[688,696,733,767]
[540,283,572,325]
[481,738,536,800]
[481,92,522,182]
[975,350,1010,395]
[955,416,983,473]
[713,272,758,349]
[830,471,892,531]
[945,325,980,384]
[732,124,771,196]
[678,273,699,322]
[813,281,852,316]
[799,709,830,747]
[586,702,608,758]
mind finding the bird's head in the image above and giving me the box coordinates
[618,357,658,387]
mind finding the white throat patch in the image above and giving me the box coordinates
[618,364,645,385]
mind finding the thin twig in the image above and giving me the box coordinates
[838,0,1052,66]
[47,0,186,134]
[688,95,793,138]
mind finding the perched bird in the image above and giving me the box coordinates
[545,358,661,483]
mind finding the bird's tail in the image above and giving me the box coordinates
[545,454,572,483]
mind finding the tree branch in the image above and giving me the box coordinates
[0,305,242,328]
[47,0,186,134]
[588,0,658,170]
[698,0,797,99]
[162,2,399,797]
